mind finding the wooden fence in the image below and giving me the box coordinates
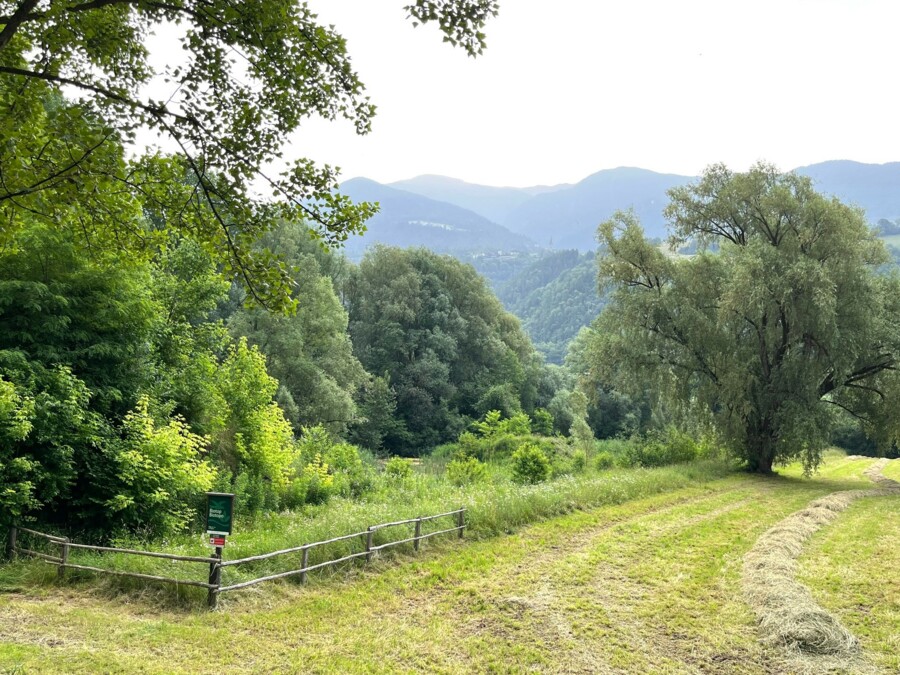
[5,508,466,609]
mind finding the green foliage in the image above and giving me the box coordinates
[349,375,408,455]
[531,408,554,436]
[214,338,297,490]
[296,455,335,506]
[294,426,374,501]
[595,163,900,473]
[384,456,414,480]
[229,223,367,435]
[510,443,551,484]
[595,451,615,471]
[0,375,36,520]
[105,397,215,535]
[475,383,523,418]
[565,326,650,439]
[0,224,158,416]
[0,352,100,525]
[570,449,588,473]
[446,456,488,486]
[568,389,595,452]
[472,410,531,438]
[347,247,542,452]
[497,250,607,364]
[620,429,701,469]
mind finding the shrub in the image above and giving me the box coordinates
[324,442,373,497]
[620,428,700,468]
[571,449,587,473]
[297,453,334,505]
[384,456,413,479]
[446,456,488,486]
[472,410,531,438]
[511,443,551,484]
[531,408,554,436]
[595,451,615,470]
[106,396,215,535]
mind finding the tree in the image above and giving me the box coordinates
[228,222,367,435]
[595,163,900,473]
[347,246,541,451]
[0,0,496,309]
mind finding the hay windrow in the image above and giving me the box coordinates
[741,459,900,658]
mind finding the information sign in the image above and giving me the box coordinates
[205,492,234,535]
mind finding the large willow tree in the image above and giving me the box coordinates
[594,163,900,473]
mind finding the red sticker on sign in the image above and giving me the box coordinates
[209,536,226,547]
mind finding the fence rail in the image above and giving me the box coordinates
[5,507,466,609]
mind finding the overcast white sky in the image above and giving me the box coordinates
[150,0,900,188]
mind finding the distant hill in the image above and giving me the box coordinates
[794,160,900,222]
[338,178,536,260]
[390,175,568,224]
[382,163,900,253]
[497,250,605,364]
[501,167,694,250]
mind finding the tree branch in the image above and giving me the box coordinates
[0,0,40,50]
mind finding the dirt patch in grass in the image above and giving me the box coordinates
[742,458,900,666]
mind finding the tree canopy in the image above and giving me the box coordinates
[593,163,900,473]
[0,0,497,309]
[346,246,543,452]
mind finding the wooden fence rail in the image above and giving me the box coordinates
[5,507,466,609]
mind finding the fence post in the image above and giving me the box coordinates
[457,508,465,539]
[365,526,374,563]
[6,526,16,561]
[300,546,309,585]
[414,517,422,552]
[57,538,70,580]
[208,546,222,610]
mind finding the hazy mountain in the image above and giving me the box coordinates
[501,167,694,250]
[794,160,900,221]
[338,178,536,259]
[386,162,900,254]
[390,174,568,224]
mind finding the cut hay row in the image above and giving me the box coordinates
[741,459,900,659]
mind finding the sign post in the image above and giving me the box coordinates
[205,492,234,610]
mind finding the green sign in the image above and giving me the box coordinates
[206,492,234,535]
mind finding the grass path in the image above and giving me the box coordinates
[1,455,897,673]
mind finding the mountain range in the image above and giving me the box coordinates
[339,160,900,363]
[341,160,900,256]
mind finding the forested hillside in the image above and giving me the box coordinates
[497,251,606,363]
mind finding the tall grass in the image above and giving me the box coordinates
[1,458,736,601]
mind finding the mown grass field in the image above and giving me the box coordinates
[1,454,897,674]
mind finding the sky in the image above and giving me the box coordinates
[152,0,900,188]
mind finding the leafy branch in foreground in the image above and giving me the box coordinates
[0,0,496,309]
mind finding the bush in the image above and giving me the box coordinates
[324,442,374,497]
[595,451,615,470]
[511,443,551,484]
[620,428,700,468]
[106,396,216,535]
[284,453,335,507]
[446,456,488,486]
[531,408,554,436]
[571,449,587,473]
[384,456,413,479]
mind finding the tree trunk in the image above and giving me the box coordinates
[746,418,777,474]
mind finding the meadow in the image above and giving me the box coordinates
[1,452,897,674]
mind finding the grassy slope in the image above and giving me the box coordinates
[1,455,896,674]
